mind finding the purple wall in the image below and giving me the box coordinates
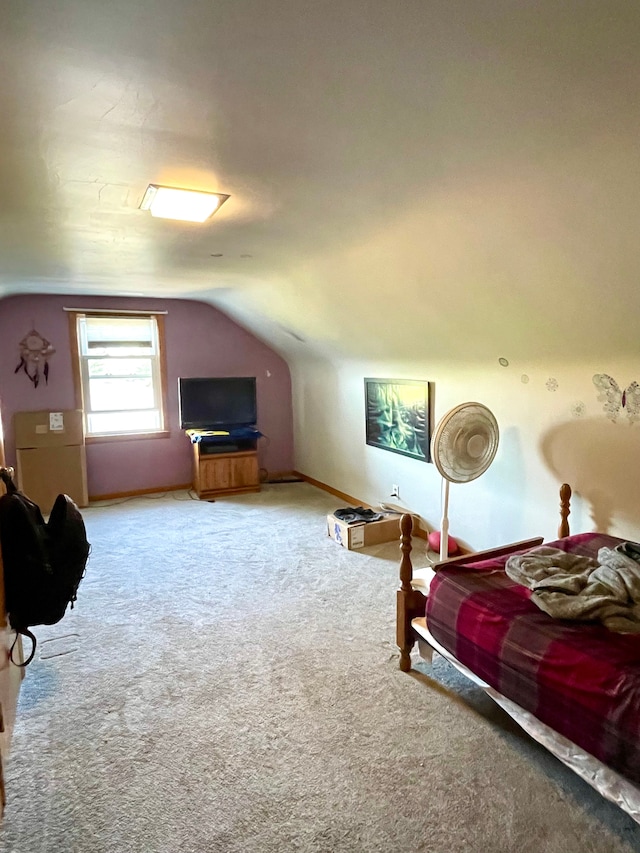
[0,294,294,497]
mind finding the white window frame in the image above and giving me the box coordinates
[71,311,168,440]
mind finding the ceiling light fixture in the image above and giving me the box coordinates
[139,185,230,223]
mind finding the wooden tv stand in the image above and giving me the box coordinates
[191,441,260,499]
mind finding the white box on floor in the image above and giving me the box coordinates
[327,512,402,550]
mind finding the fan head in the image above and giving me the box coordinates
[431,402,499,484]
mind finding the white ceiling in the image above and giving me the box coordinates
[2,1,640,363]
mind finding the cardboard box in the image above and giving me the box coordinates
[327,512,402,550]
[14,410,84,448]
[14,410,88,511]
[17,446,88,512]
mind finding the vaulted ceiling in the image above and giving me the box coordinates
[2,1,640,363]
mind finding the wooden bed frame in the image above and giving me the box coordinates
[394,483,640,824]
[396,483,572,672]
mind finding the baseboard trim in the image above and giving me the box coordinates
[90,482,192,502]
[293,471,427,539]
[293,472,363,506]
[261,470,303,484]
[90,474,429,539]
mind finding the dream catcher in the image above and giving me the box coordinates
[15,329,55,388]
[593,374,640,424]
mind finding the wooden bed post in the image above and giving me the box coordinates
[559,483,572,538]
[396,488,570,676]
[396,513,425,672]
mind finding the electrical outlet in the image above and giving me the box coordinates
[391,484,400,498]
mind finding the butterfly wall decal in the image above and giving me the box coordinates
[592,374,640,424]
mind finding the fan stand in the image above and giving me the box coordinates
[439,478,450,561]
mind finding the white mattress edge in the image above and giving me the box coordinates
[411,616,640,824]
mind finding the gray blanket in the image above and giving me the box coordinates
[505,545,640,633]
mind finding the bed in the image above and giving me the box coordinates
[396,484,640,824]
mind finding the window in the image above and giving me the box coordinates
[72,312,167,438]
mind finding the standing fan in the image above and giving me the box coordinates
[430,402,500,561]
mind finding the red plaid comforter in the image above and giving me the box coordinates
[425,533,640,784]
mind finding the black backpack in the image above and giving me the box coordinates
[0,468,90,666]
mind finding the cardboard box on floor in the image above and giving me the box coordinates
[14,410,85,448]
[14,410,88,511]
[327,511,403,550]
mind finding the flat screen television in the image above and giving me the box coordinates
[178,376,257,430]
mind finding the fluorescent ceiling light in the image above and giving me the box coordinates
[140,185,230,223]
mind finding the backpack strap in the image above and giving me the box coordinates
[0,468,17,495]
[2,469,33,666]
[10,630,36,667]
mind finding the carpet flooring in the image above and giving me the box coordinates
[0,483,638,852]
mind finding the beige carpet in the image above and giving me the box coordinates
[0,483,638,852]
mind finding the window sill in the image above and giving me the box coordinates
[86,430,171,444]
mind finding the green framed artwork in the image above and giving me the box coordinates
[364,378,431,462]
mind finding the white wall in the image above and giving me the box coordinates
[292,354,640,551]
